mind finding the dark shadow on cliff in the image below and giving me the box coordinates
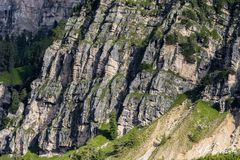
[97,127,111,140]
[185,3,240,108]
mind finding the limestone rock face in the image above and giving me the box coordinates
[0,0,79,37]
[0,0,239,156]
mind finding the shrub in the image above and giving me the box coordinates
[20,88,28,101]
[210,29,221,40]
[197,27,220,47]
[52,20,67,39]
[179,34,201,63]
[113,129,138,155]
[159,134,168,146]
[166,33,178,45]
[72,3,81,14]
[197,26,210,47]
[198,152,240,160]
[182,8,198,21]
[125,0,152,8]
[140,63,155,72]
[9,89,20,114]
[213,0,240,13]
[188,132,201,143]
[71,145,106,160]
[214,0,226,13]
[180,18,194,29]
[110,112,118,140]
[154,28,163,40]
[0,117,11,130]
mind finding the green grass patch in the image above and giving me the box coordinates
[129,92,151,99]
[124,0,153,8]
[0,134,110,160]
[187,100,227,143]
[98,123,111,139]
[198,152,240,160]
[101,121,157,159]
[88,135,109,148]
[0,66,33,85]
[140,63,156,72]
[171,94,188,108]
[149,99,227,159]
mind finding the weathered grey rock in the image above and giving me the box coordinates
[0,0,80,37]
[0,0,239,156]
[0,84,11,106]
[0,84,11,127]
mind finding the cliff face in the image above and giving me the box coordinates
[0,84,11,129]
[0,0,79,37]
[0,0,240,157]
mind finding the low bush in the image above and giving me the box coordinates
[9,89,20,114]
[166,33,178,45]
[198,152,240,160]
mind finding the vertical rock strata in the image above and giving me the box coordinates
[0,0,239,156]
[0,0,79,37]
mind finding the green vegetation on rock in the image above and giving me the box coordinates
[110,113,118,140]
[0,120,156,160]
[0,66,34,85]
[179,34,201,63]
[0,117,11,130]
[198,152,240,160]
[129,91,151,99]
[9,89,20,114]
[187,101,227,143]
[52,20,67,40]
[171,94,188,108]
[124,0,153,8]
[182,8,198,22]
[140,63,156,72]
[0,19,67,87]
[0,97,228,160]
[165,33,178,45]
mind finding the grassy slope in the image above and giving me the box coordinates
[0,97,228,160]
[150,100,227,159]
[187,101,226,143]
[0,134,109,160]
[0,121,156,160]
[198,152,240,160]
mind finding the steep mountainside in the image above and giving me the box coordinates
[0,0,78,37]
[0,0,240,159]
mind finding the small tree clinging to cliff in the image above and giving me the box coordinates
[110,112,118,140]
[9,89,20,114]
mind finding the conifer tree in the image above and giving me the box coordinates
[109,112,118,140]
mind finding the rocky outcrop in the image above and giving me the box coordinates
[0,0,240,157]
[0,84,11,106]
[0,84,11,128]
[132,101,240,160]
[0,0,80,37]
[202,3,240,111]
